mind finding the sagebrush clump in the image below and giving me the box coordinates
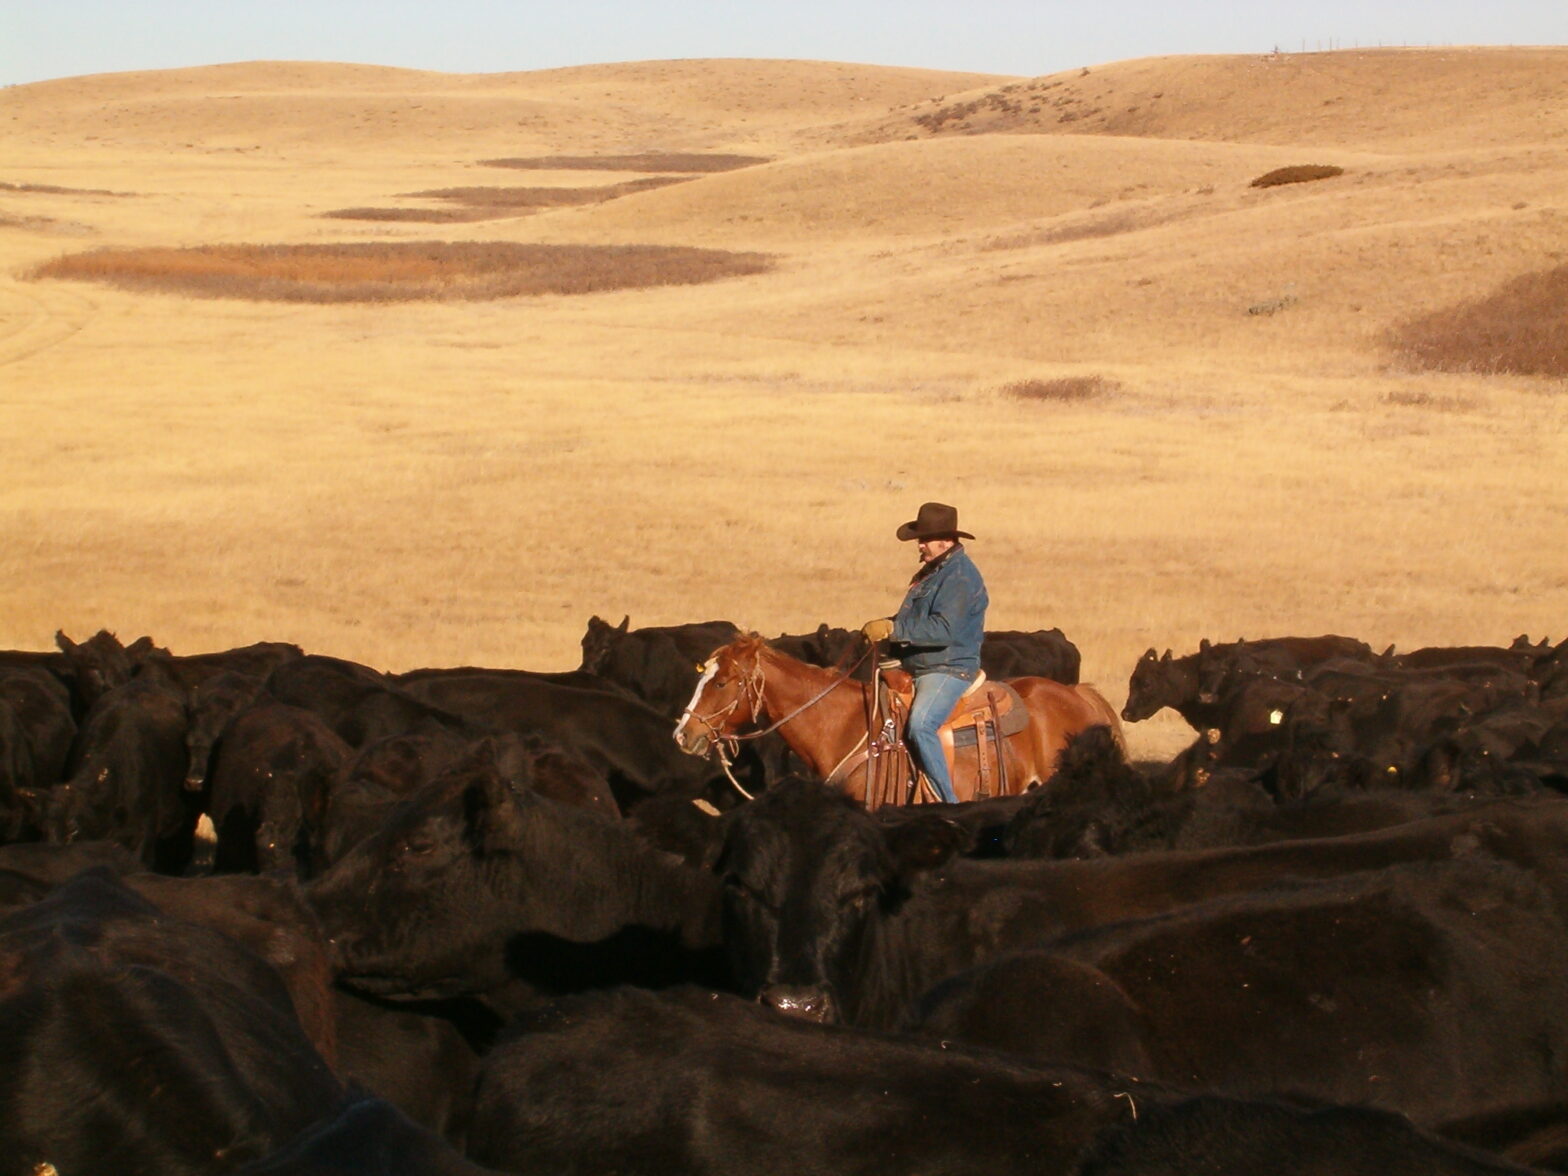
[28,241,773,303]
[1387,264,1568,378]
[1001,376,1118,402]
[1250,165,1345,188]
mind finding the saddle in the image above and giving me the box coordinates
[839,665,1028,806]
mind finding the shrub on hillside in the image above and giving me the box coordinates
[1250,165,1345,188]
[322,177,694,224]
[479,153,767,173]
[1387,264,1568,379]
[27,241,773,303]
[1002,375,1118,402]
[401,177,692,208]
[321,207,483,223]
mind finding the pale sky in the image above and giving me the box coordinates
[3,0,1564,87]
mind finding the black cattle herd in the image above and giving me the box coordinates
[1,617,1566,1175]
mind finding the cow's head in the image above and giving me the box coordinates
[1122,649,1188,722]
[714,779,967,1025]
[55,629,137,712]
[578,614,631,675]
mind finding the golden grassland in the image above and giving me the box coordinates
[2,48,1566,760]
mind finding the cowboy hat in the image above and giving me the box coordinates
[895,502,974,542]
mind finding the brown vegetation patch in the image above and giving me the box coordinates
[27,242,774,303]
[1,181,130,197]
[479,153,768,173]
[1001,375,1119,402]
[322,178,696,224]
[320,207,488,223]
[404,176,694,208]
[1381,389,1476,412]
[1250,165,1345,188]
[1387,264,1568,379]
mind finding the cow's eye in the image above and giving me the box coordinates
[403,835,436,857]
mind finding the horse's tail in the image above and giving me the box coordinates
[1074,682,1128,758]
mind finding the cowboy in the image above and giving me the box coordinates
[861,502,988,804]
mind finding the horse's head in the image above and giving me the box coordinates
[673,636,768,758]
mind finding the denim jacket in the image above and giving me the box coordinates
[891,545,988,679]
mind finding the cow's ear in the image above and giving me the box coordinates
[55,630,77,654]
[883,815,969,881]
[617,615,631,633]
[1198,638,1211,652]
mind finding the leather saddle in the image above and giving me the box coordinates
[876,666,1029,801]
[878,667,1029,744]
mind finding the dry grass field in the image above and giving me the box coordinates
[2,48,1565,760]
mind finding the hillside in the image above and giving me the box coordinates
[1,50,1564,760]
[826,47,1568,151]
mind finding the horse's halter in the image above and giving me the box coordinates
[680,652,767,751]
[677,650,767,799]
[677,642,875,800]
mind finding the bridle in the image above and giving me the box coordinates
[680,641,875,800]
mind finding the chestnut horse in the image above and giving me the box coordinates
[673,635,1123,806]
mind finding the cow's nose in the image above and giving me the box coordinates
[759,984,836,1023]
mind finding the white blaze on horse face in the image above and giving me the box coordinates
[674,659,720,751]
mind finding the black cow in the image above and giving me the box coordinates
[715,779,1568,1029]
[47,657,196,871]
[999,726,1498,859]
[54,628,150,714]
[0,662,76,788]
[0,870,495,1175]
[1122,636,1374,728]
[263,655,479,749]
[305,741,725,1002]
[906,858,1568,1126]
[579,615,741,714]
[315,727,618,870]
[467,985,1541,1176]
[397,671,720,811]
[980,627,1082,684]
[206,699,354,875]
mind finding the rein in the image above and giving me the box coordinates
[731,642,874,743]
[685,641,875,800]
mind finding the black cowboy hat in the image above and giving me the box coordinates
[896,502,974,542]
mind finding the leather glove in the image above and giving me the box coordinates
[861,618,895,643]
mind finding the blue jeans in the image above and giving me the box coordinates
[907,672,970,804]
